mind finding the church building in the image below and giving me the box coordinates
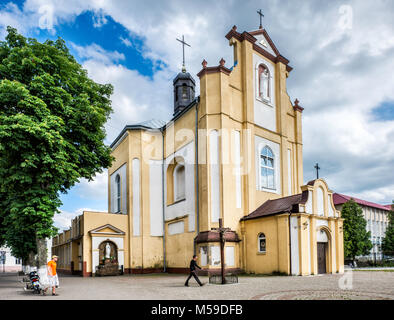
[52,24,344,277]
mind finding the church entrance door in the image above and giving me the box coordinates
[317,242,327,274]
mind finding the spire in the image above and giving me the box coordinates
[176,35,191,73]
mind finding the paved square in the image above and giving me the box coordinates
[1,271,393,300]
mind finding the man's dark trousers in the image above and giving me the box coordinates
[185,259,203,286]
[185,271,202,286]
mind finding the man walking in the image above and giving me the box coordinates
[185,255,204,287]
[43,255,59,296]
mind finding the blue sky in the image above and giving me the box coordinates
[29,10,162,77]
[1,0,394,231]
[372,101,394,122]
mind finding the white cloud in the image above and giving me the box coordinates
[92,8,107,28]
[54,207,101,231]
[74,170,108,200]
[80,58,172,142]
[119,36,132,47]
[70,43,125,65]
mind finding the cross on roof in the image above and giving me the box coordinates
[257,9,264,29]
[314,163,321,179]
[176,35,191,72]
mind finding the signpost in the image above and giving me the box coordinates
[0,251,6,273]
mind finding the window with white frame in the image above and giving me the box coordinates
[174,164,185,201]
[115,174,121,213]
[260,146,275,189]
[258,233,266,253]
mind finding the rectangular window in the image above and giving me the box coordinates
[225,246,235,267]
[210,246,221,266]
[200,246,208,266]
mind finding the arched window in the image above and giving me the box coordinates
[174,164,185,201]
[260,146,275,189]
[115,174,121,213]
[182,84,188,100]
[258,233,266,253]
[258,64,270,101]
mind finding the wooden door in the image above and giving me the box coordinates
[317,242,327,274]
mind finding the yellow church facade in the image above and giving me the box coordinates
[52,26,344,277]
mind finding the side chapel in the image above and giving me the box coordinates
[52,24,344,277]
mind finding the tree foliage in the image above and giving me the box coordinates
[341,199,373,260]
[382,204,394,256]
[0,27,114,260]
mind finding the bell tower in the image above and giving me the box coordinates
[173,70,195,116]
[173,35,195,116]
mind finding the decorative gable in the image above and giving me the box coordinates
[89,224,125,236]
[249,29,280,57]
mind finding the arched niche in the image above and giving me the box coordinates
[98,240,118,265]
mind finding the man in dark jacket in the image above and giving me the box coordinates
[185,255,204,287]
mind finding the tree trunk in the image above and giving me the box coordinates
[36,237,49,288]
[22,251,36,273]
[36,237,48,267]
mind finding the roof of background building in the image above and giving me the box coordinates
[333,193,390,211]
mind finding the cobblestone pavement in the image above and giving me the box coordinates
[0,271,393,300]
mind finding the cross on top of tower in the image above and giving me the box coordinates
[257,9,264,29]
[176,35,191,73]
[314,163,321,179]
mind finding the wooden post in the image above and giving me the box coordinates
[211,218,230,284]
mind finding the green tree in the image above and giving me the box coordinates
[0,27,114,269]
[341,199,373,263]
[382,203,394,257]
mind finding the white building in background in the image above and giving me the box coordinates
[334,193,390,261]
[0,240,52,273]
[0,246,22,272]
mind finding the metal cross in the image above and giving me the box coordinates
[257,9,264,29]
[314,163,321,179]
[211,218,231,284]
[176,35,191,71]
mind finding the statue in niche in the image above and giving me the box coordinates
[105,242,111,259]
[99,241,118,265]
[96,241,121,276]
[259,65,270,100]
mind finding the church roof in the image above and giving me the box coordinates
[134,119,167,129]
[173,71,196,84]
[109,119,166,148]
[110,96,200,149]
[194,230,241,243]
[241,193,308,221]
[333,193,390,211]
